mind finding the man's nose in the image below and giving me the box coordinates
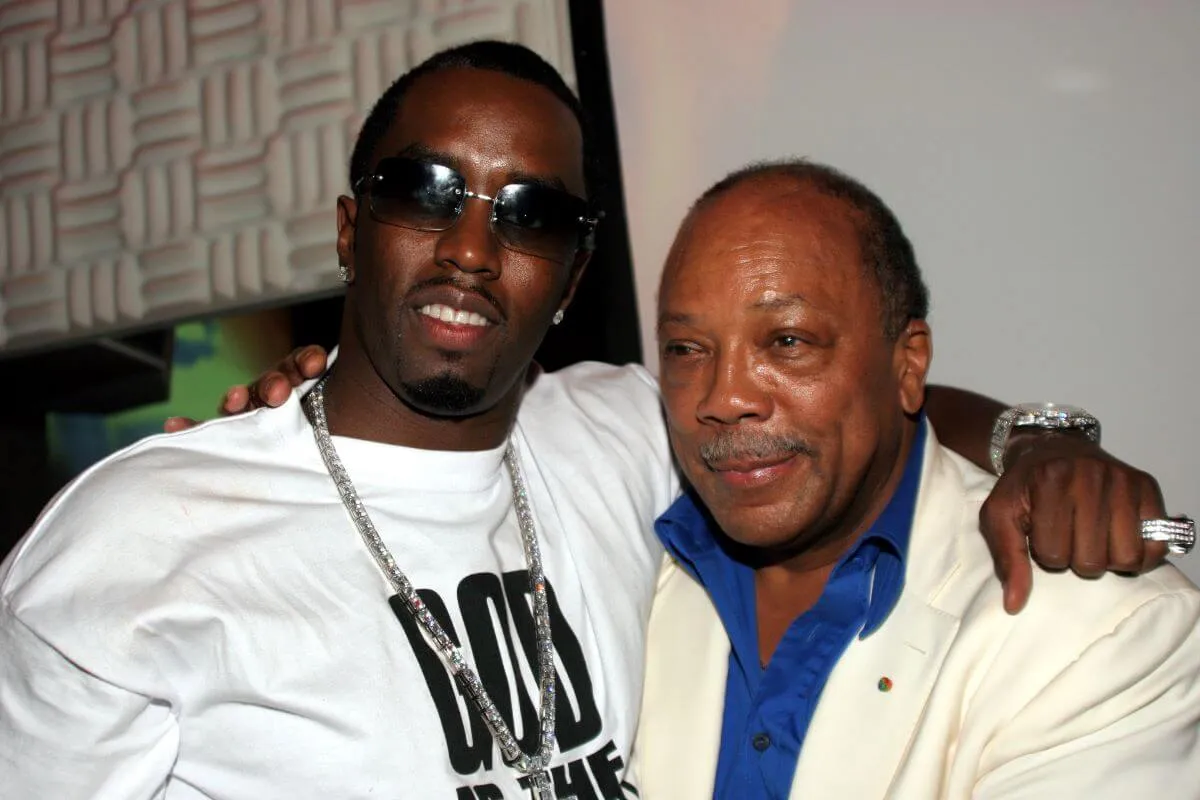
[695,348,772,426]
[433,196,502,277]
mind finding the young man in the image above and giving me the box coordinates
[0,42,1181,799]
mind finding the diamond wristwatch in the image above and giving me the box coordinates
[989,403,1102,476]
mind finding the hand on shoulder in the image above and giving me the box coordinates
[163,346,329,432]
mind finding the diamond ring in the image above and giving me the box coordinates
[1140,516,1196,556]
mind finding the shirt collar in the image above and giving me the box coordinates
[655,417,928,637]
[857,418,926,635]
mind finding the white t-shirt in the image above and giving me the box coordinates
[0,362,678,800]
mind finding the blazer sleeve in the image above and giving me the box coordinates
[972,588,1200,799]
[0,601,177,800]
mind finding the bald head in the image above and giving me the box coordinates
[665,160,929,340]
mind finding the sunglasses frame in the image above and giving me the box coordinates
[352,159,602,257]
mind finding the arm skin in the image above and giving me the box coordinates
[924,385,1006,471]
[166,352,1171,613]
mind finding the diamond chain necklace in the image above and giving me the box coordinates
[303,379,558,799]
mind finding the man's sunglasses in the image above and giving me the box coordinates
[353,157,600,261]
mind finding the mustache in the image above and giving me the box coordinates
[699,430,816,469]
[406,275,506,321]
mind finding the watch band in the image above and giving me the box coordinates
[989,403,1102,476]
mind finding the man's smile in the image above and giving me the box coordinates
[707,452,803,490]
[404,284,505,351]
[418,303,493,327]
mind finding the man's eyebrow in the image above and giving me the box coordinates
[657,311,695,329]
[753,292,809,311]
[508,170,570,193]
[394,143,461,172]
[659,292,809,328]
[390,147,572,194]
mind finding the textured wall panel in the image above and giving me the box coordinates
[0,0,575,353]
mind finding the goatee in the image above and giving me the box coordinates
[401,374,486,415]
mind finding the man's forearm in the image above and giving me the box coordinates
[924,385,1007,472]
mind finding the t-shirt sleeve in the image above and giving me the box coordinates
[0,599,178,799]
[546,361,680,511]
[615,363,681,502]
[518,361,678,564]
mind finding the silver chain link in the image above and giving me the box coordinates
[303,380,557,795]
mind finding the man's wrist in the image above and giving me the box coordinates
[1001,429,1094,474]
[990,403,1102,476]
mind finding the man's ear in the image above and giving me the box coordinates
[336,195,358,282]
[895,319,932,415]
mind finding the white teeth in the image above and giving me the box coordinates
[418,304,491,327]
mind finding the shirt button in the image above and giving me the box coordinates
[751,732,771,752]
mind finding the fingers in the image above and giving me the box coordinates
[220,386,252,415]
[177,345,330,430]
[223,381,285,412]
[254,374,293,408]
[1142,540,1169,572]
[276,346,327,385]
[1068,464,1110,578]
[218,345,329,419]
[1023,457,1168,578]
[1002,549,1034,615]
[979,483,1034,614]
[996,437,1174,598]
[276,347,308,386]
[1135,471,1170,572]
[243,345,327,410]
[1026,459,1073,571]
[296,346,328,380]
[1105,468,1146,573]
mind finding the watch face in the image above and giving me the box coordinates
[1015,402,1090,418]
[1012,403,1100,441]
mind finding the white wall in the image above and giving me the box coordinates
[0,0,574,355]
[603,0,1200,581]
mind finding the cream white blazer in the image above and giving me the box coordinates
[633,428,1200,799]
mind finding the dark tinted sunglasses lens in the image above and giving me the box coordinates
[368,159,463,231]
[492,184,588,259]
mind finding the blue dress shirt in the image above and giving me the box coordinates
[654,421,927,800]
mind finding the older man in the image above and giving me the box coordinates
[635,161,1200,798]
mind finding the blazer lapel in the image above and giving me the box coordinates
[635,556,730,800]
[788,433,969,799]
[786,586,960,798]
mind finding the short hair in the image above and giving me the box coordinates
[695,159,930,339]
[348,40,598,199]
